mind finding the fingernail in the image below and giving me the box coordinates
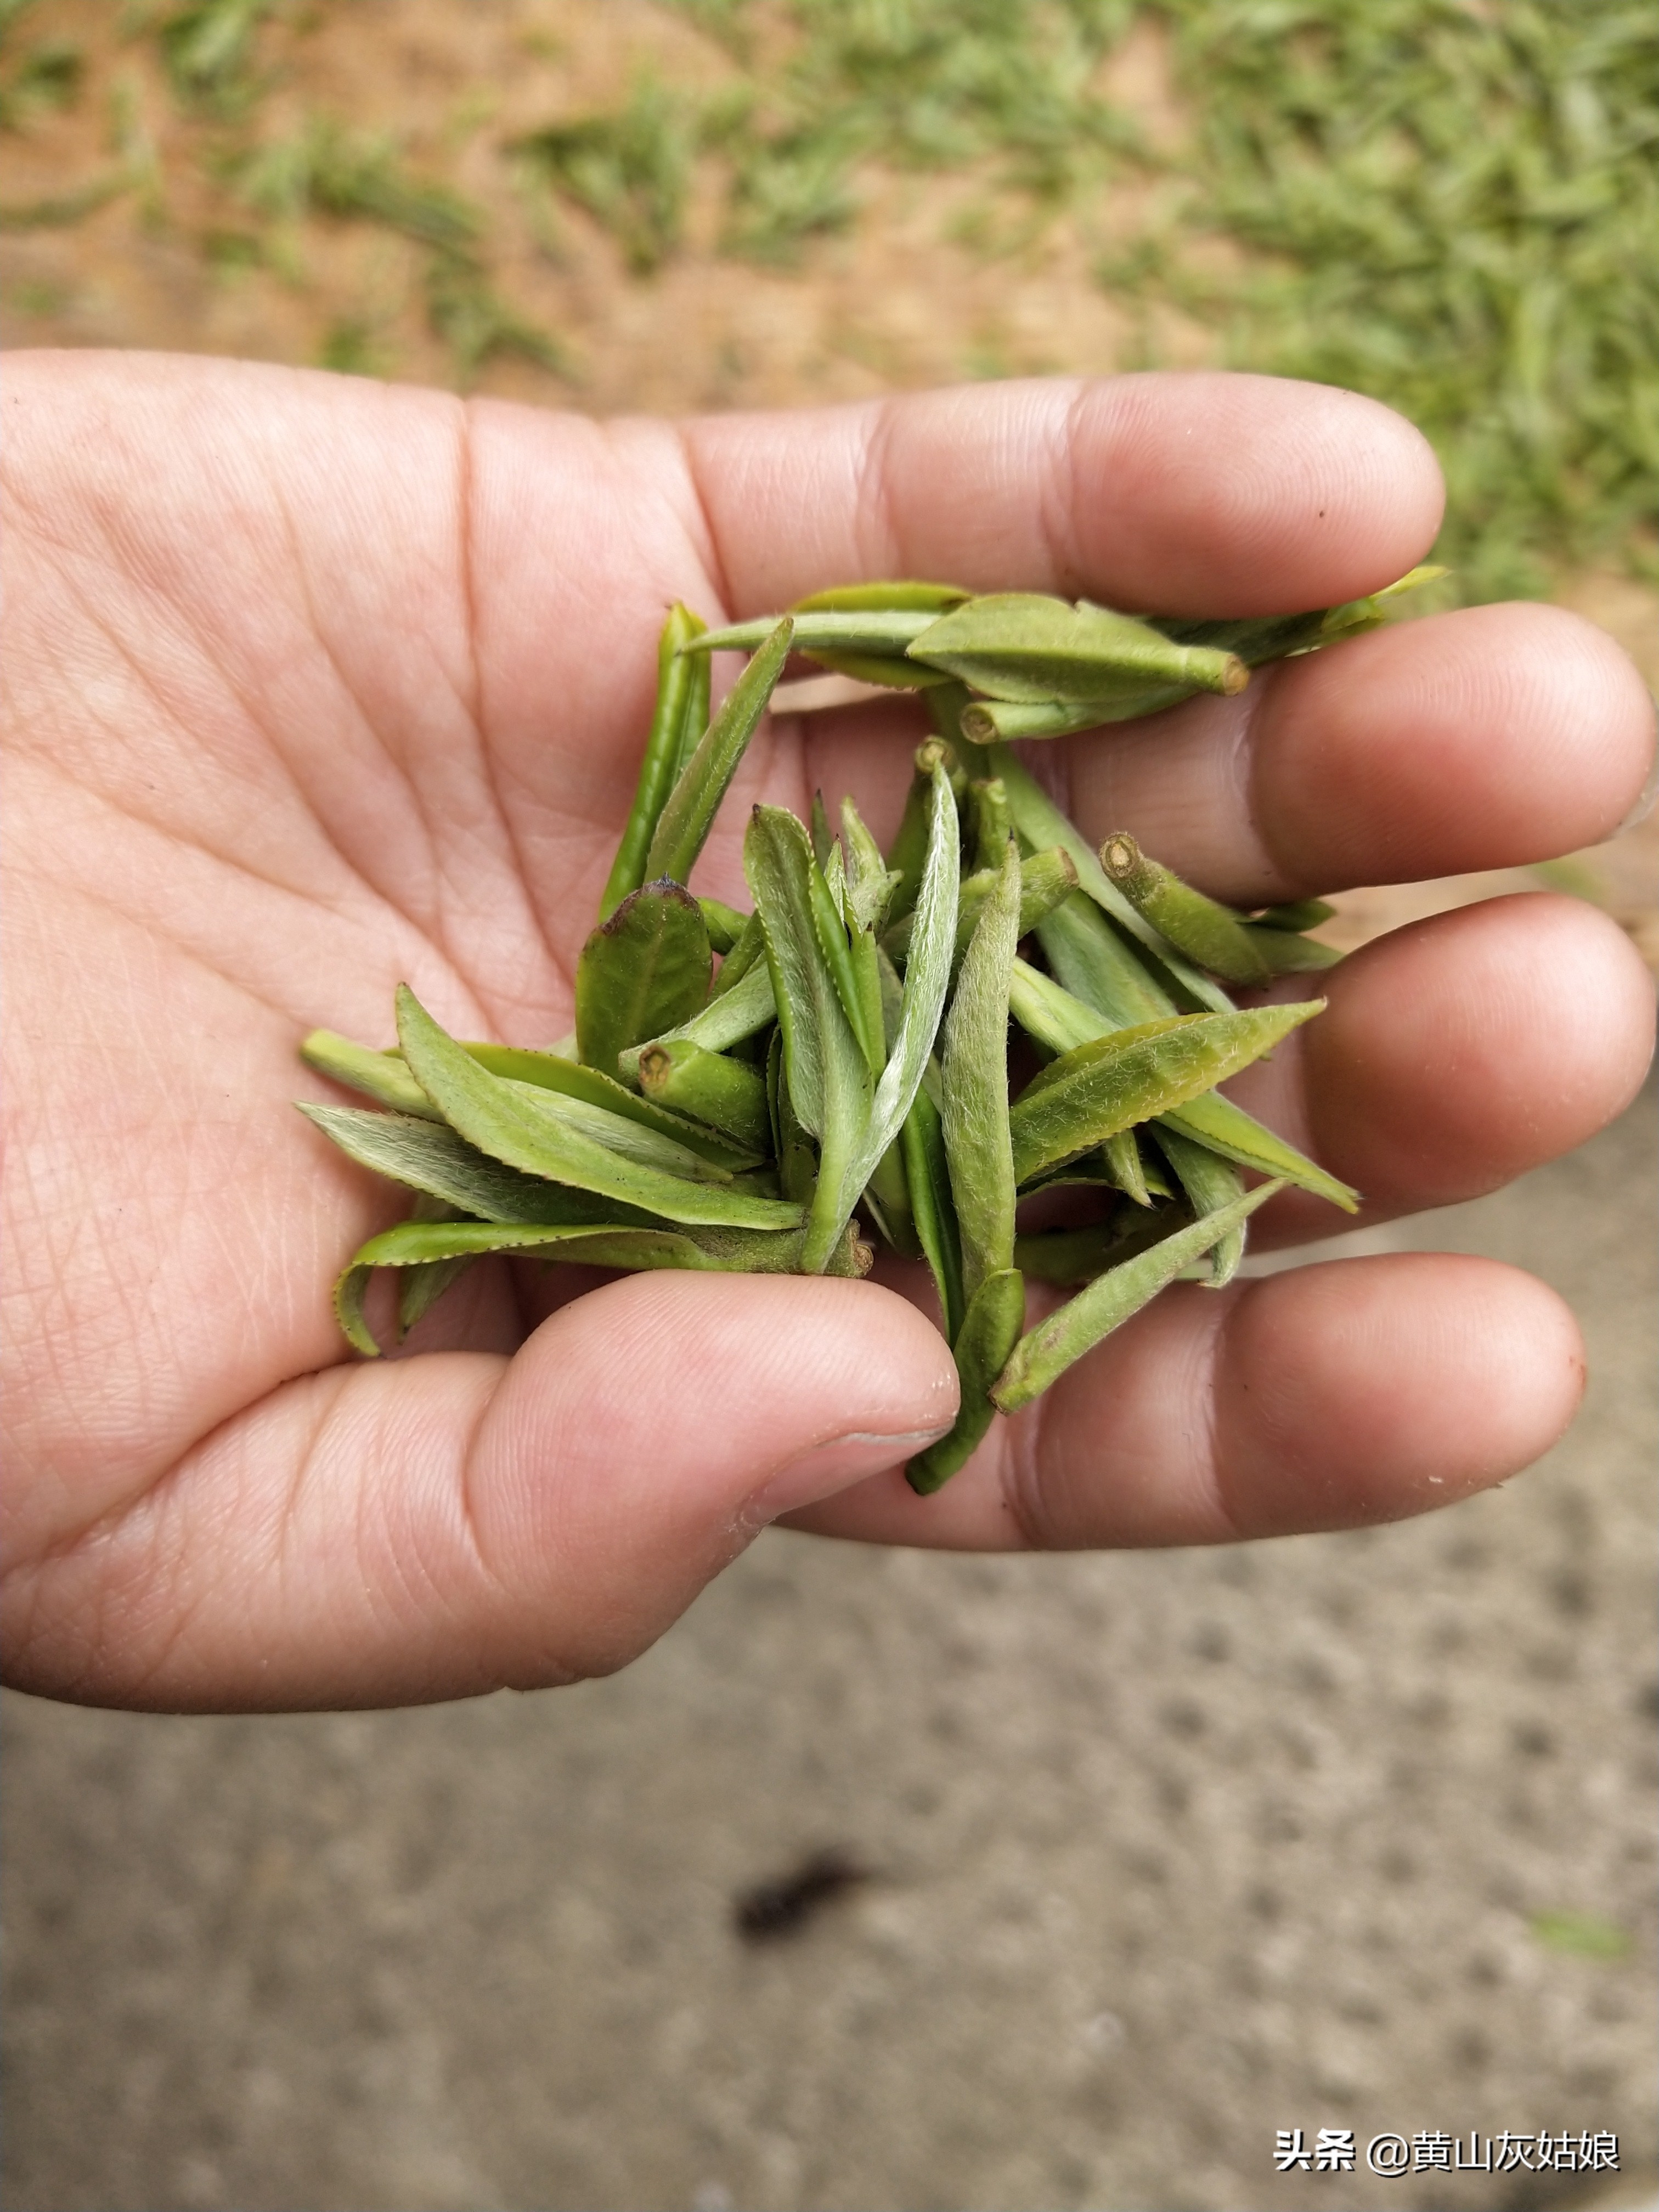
[746,1427,952,1523]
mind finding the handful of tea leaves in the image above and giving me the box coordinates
[300,570,1437,1490]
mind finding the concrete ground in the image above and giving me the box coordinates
[3,1084,1655,2212]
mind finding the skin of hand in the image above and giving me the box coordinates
[2,352,1652,1712]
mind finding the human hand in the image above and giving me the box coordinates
[3,353,1651,1709]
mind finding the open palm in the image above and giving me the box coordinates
[3,353,1652,1711]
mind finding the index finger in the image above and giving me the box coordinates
[678,371,1446,618]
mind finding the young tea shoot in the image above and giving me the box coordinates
[299,574,1397,1489]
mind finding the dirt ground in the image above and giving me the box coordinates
[3,8,1657,2210]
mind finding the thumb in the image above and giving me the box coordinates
[4,1274,958,1711]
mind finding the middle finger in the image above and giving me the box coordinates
[1063,600,1652,907]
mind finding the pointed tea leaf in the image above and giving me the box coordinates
[992,1183,1283,1412]
[599,601,709,920]
[905,1268,1025,1494]
[939,837,1020,1304]
[1009,1002,1323,1187]
[645,617,792,884]
[908,594,1248,704]
[744,805,872,1270]
[335,1214,867,1355]
[1006,958,1357,1211]
[298,1103,654,1225]
[396,985,803,1232]
[836,760,961,1217]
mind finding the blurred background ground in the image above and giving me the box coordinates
[2,4,1656,2208]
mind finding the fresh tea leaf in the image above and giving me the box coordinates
[907,594,1248,704]
[396,984,803,1232]
[905,1267,1025,1493]
[992,1182,1283,1411]
[575,879,712,1081]
[939,836,1021,1304]
[1009,1002,1324,1187]
[645,618,793,885]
